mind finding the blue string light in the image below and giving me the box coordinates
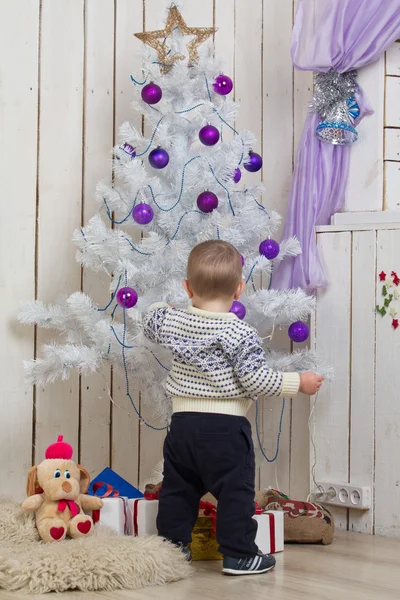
[103,193,139,225]
[239,138,245,165]
[152,61,173,68]
[110,326,168,371]
[136,117,164,158]
[208,164,235,216]
[255,398,285,463]
[268,265,274,290]
[118,308,168,431]
[175,103,204,115]
[147,155,201,212]
[96,275,122,312]
[123,235,154,256]
[107,303,119,354]
[205,74,212,101]
[246,262,258,284]
[130,74,147,86]
[213,109,239,135]
[166,210,204,245]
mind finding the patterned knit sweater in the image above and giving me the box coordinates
[143,303,300,417]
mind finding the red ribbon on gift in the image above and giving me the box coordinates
[254,502,263,515]
[133,499,141,535]
[267,512,276,554]
[91,482,120,525]
[93,496,128,534]
[199,501,217,533]
[92,482,120,498]
[144,491,159,500]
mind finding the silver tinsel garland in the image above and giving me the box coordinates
[310,70,359,145]
[310,70,358,119]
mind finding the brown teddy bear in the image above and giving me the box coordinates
[21,435,103,543]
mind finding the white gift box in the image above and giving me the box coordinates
[92,497,128,535]
[254,510,284,554]
[127,498,159,536]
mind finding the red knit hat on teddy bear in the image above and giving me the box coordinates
[45,435,73,460]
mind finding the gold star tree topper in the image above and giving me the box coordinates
[134,4,216,74]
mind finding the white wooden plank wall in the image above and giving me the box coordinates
[314,225,400,538]
[1,0,313,501]
[384,42,400,211]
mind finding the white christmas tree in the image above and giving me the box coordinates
[19,5,323,427]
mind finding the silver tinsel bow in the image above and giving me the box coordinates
[311,70,360,145]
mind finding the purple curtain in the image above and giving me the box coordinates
[273,0,400,293]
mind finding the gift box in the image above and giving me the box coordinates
[88,468,143,499]
[190,501,222,561]
[127,498,159,536]
[190,503,284,561]
[92,497,129,535]
[254,509,284,554]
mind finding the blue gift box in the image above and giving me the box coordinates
[88,467,144,499]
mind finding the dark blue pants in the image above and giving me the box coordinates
[157,412,259,558]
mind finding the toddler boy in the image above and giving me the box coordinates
[143,240,323,575]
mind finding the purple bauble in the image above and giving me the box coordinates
[288,321,310,343]
[199,125,220,146]
[121,142,136,158]
[116,287,138,309]
[149,147,169,169]
[213,74,233,96]
[141,82,162,105]
[132,203,154,225]
[240,254,245,267]
[230,300,246,320]
[259,239,280,260]
[233,168,242,184]
[197,191,218,213]
[244,151,263,173]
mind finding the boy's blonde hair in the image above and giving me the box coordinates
[187,240,242,300]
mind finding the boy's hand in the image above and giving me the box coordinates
[299,372,324,396]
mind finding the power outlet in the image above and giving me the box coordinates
[315,482,371,510]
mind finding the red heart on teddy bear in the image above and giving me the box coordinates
[50,526,65,540]
[77,520,92,535]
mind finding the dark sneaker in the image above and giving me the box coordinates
[222,553,276,576]
[176,542,192,562]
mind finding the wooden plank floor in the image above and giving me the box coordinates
[1,532,399,600]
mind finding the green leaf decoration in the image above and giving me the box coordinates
[384,294,394,308]
[376,305,387,317]
[382,285,387,297]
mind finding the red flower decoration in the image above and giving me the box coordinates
[379,271,386,282]
[392,319,399,330]
[391,271,400,286]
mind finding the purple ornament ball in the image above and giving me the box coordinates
[230,300,246,320]
[244,151,263,173]
[233,168,242,183]
[116,287,138,309]
[141,82,162,105]
[199,125,220,146]
[288,321,310,343]
[213,74,233,96]
[149,147,169,169]
[197,191,219,213]
[259,239,280,260]
[132,203,154,225]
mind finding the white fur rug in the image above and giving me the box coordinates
[0,499,192,594]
